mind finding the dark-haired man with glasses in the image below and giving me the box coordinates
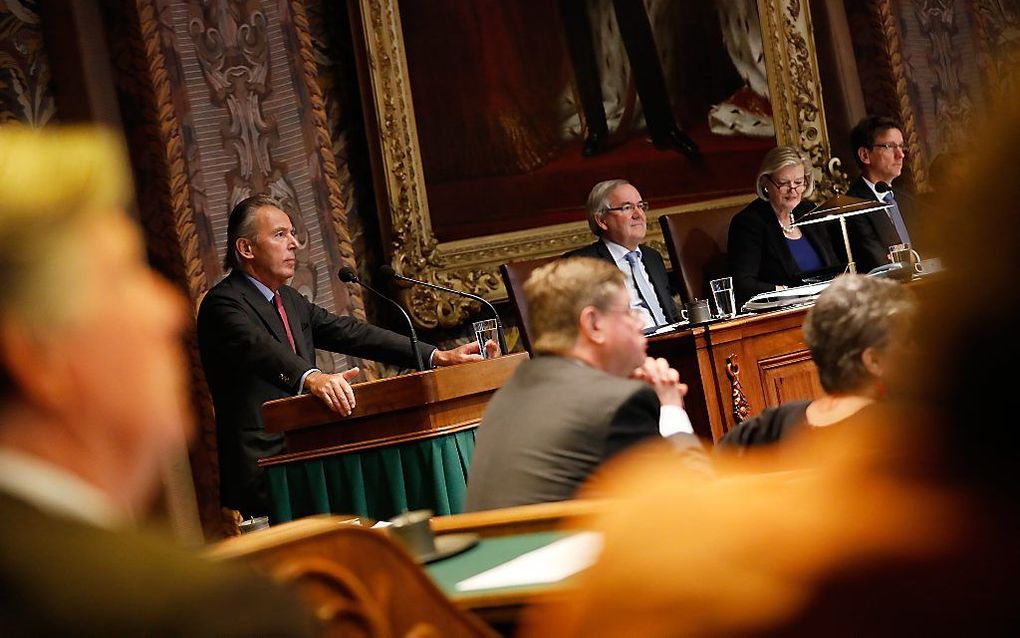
[846,115,927,272]
[565,179,681,329]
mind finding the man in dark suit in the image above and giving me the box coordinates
[0,127,315,635]
[565,179,681,329]
[198,195,485,518]
[845,115,926,272]
[466,258,698,511]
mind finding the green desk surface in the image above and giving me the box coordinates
[426,530,573,599]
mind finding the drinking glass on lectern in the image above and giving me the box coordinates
[710,277,736,319]
[473,319,500,359]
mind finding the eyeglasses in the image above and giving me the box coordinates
[599,306,645,322]
[873,142,908,154]
[767,175,807,192]
[603,201,649,214]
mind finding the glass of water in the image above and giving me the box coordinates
[710,277,736,319]
[472,319,501,359]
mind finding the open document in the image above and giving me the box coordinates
[742,281,831,313]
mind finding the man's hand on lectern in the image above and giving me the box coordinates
[305,367,361,415]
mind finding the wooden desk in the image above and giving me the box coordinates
[649,307,823,440]
[427,501,602,625]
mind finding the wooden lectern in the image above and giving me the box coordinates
[257,353,527,522]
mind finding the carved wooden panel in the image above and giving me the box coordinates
[758,349,825,406]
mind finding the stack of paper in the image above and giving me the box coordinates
[742,281,831,313]
[455,532,603,592]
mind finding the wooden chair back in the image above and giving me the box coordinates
[209,516,496,637]
[658,203,748,304]
[499,255,558,353]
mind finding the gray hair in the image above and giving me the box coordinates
[804,275,916,393]
[585,179,631,236]
[755,146,815,200]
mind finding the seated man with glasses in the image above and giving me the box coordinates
[465,258,697,511]
[846,115,927,272]
[564,179,681,330]
[728,146,843,307]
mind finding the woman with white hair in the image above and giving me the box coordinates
[728,145,843,307]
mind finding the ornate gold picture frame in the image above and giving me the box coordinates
[355,0,833,328]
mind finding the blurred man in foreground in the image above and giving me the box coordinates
[0,127,313,635]
[466,258,697,511]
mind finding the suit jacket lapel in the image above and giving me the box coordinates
[852,177,905,250]
[594,240,614,263]
[871,208,902,249]
[232,273,292,351]
[760,204,800,278]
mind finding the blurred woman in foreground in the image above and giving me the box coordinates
[718,274,915,451]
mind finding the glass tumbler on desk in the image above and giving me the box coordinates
[710,277,736,319]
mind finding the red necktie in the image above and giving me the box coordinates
[273,292,297,353]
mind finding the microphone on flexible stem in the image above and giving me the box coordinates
[875,181,892,195]
[338,266,425,372]
[378,265,508,356]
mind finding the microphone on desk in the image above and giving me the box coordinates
[378,264,508,356]
[338,266,425,372]
[875,181,892,194]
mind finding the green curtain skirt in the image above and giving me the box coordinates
[266,429,476,523]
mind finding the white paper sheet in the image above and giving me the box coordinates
[454,532,603,592]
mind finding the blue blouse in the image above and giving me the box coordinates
[786,236,824,273]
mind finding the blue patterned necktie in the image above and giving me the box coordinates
[624,251,667,326]
[883,191,912,247]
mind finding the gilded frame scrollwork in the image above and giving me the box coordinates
[357,0,835,328]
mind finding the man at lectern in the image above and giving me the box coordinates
[845,116,927,272]
[466,257,698,511]
[198,194,484,518]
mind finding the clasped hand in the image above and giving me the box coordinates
[632,357,688,407]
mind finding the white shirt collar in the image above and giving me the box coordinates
[862,176,893,201]
[244,273,276,303]
[0,449,124,528]
[601,238,640,264]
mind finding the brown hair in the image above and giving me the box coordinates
[223,194,282,271]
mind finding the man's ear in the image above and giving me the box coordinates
[235,237,254,260]
[0,322,69,413]
[594,213,609,233]
[861,345,884,379]
[578,306,605,345]
[858,146,871,168]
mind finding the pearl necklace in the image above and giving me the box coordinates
[778,217,796,235]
